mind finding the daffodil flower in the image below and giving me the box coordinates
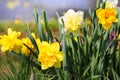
[38,41,64,70]
[21,33,36,55]
[96,8,118,30]
[59,9,84,32]
[0,28,21,52]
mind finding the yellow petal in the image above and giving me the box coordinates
[54,62,61,68]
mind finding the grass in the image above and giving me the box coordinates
[0,18,58,33]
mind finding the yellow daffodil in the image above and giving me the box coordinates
[36,38,41,47]
[118,34,120,39]
[74,37,78,42]
[103,0,118,8]
[118,34,120,46]
[86,17,91,27]
[59,9,84,32]
[38,41,64,70]
[6,0,20,9]
[0,28,21,52]
[21,38,33,55]
[14,18,20,24]
[96,8,118,30]
[21,33,36,55]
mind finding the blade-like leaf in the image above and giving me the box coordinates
[26,26,39,53]
[33,8,45,41]
[42,10,53,42]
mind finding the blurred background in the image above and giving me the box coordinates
[0,0,98,22]
[0,0,120,32]
[0,0,120,22]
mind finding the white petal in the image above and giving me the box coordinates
[65,9,75,16]
[77,11,84,18]
[103,0,118,6]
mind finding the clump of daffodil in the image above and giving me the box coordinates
[96,7,118,30]
[21,33,36,55]
[59,9,84,32]
[103,0,118,8]
[38,41,64,70]
[0,28,22,52]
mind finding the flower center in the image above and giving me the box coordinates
[105,16,109,19]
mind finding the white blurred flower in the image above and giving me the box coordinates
[103,0,118,8]
[59,9,84,33]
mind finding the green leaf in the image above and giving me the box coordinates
[24,44,37,58]
[96,0,100,8]
[26,26,39,53]
[33,8,45,41]
[112,68,120,80]
[87,75,101,80]
[56,13,63,40]
[42,10,53,42]
[81,63,91,79]
[62,34,70,80]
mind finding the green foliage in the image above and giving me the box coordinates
[0,52,57,80]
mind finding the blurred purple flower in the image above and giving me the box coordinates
[109,31,115,41]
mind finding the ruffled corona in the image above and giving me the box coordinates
[38,41,64,70]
